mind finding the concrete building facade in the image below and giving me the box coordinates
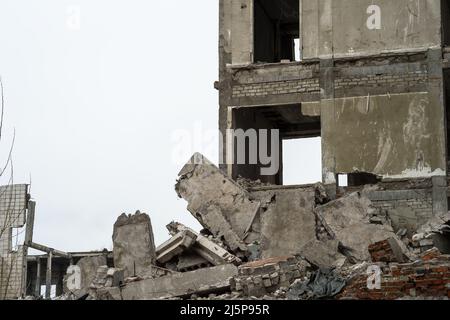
[218,0,450,227]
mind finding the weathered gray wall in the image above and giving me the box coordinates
[322,92,446,183]
[302,0,441,59]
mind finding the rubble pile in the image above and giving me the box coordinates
[58,153,450,300]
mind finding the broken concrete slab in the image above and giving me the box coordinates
[112,211,156,278]
[120,264,238,300]
[175,153,260,252]
[250,187,317,259]
[417,211,450,235]
[88,266,124,299]
[299,239,347,269]
[156,229,197,264]
[63,255,107,299]
[315,192,400,262]
[167,222,241,266]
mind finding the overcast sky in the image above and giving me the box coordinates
[0,0,321,253]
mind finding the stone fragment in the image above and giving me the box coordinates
[113,211,156,278]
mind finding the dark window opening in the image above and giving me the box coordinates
[338,172,381,188]
[348,172,381,187]
[232,104,320,185]
[442,0,450,46]
[254,0,300,63]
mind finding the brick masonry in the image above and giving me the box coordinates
[232,78,320,98]
[334,70,428,91]
[339,250,450,300]
[226,55,429,102]
[369,238,406,263]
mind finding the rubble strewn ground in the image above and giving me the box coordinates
[57,153,450,300]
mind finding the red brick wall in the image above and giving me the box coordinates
[339,254,450,300]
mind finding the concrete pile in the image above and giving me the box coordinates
[57,153,450,300]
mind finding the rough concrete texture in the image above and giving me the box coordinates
[322,93,446,183]
[121,264,238,300]
[176,153,260,252]
[112,211,156,278]
[315,192,401,262]
[63,255,107,299]
[299,239,347,269]
[251,187,316,259]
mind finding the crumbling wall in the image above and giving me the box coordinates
[0,185,29,300]
[0,247,26,300]
[340,250,450,300]
[366,189,434,236]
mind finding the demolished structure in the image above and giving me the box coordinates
[2,0,450,300]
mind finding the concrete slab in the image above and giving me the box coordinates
[251,187,316,259]
[176,153,260,252]
[315,192,398,262]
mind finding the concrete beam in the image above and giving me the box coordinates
[29,242,71,259]
[121,264,238,300]
[156,230,197,264]
[167,222,241,266]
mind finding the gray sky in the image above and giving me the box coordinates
[0,0,321,253]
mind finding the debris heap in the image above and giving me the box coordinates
[58,153,450,300]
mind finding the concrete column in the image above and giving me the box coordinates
[35,257,41,297]
[45,252,52,300]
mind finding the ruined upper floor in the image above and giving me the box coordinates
[220,0,448,69]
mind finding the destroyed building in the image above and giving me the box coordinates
[2,0,450,300]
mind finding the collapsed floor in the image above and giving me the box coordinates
[52,153,450,300]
